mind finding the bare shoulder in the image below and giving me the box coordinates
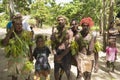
[67,29,73,36]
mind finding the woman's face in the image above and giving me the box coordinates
[14,22,22,32]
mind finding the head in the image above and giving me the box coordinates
[35,35,47,48]
[110,20,115,28]
[109,41,116,47]
[57,15,67,29]
[80,17,94,34]
[12,14,23,32]
[70,19,78,32]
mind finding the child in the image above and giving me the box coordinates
[33,35,51,80]
[106,41,118,72]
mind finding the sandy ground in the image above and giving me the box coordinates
[0,27,120,80]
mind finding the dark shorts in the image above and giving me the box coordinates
[54,50,72,73]
[106,61,115,68]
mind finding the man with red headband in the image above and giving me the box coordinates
[73,17,97,80]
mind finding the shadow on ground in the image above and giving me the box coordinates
[50,69,76,80]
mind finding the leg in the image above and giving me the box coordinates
[54,63,60,80]
[111,62,115,72]
[94,52,99,73]
[46,74,50,80]
[34,72,40,80]
[106,61,110,72]
[83,72,91,80]
[64,67,71,80]
[75,56,82,80]
[26,75,31,80]
[44,71,50,80]
[12,75,17,80]
[83,60,93,80]
[76,68,82,80]
[59,69,64,80]
[62,53,72,80]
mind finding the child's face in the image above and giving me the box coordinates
[36,38,45,47]
[109,42,116,47]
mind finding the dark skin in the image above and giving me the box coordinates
[51,17,72,62]
[2,21,23,46]
[51,16,73,80]
[80,25,90,37]
[70,20,79,36]
[33,38,50,80]
[2,21,33,80]
[74,24,97,80]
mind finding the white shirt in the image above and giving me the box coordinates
[22,20,31,31]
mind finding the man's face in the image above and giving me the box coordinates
[57,17,65,27]
[71,21,78,31]
[82,24,90,33]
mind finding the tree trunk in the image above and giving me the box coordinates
[103,0,107,52]
[108,0,114,28]
[107,0,115,43]
[9,0,15,20]
[100,9,103,35]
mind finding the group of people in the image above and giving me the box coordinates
[0,14,118,80]
[49,15,99,80]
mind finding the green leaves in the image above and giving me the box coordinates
[30,1,50,23]
[94,41,103,53]
[5,31,32,58]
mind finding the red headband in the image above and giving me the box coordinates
[80,17,94,27]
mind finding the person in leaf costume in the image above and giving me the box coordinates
[73,17,97,80]
[69,19,80,67]
[70,19,79,36]
[50,15,73,80]
[1,14,33,80]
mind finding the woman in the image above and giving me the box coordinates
[1,14,33,80]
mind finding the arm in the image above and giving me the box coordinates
[88,35,96,55]
[2,25,14,46]
[115,48,118,60]
[29,45,33,62]
[50,27,57,54]
[55,30,73,60]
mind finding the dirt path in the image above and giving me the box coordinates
[0,28,120,80]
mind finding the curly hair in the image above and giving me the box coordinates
[35,35,47,43]
[80,17,94,27]
[56,15,68,24]
[12,13,22,23]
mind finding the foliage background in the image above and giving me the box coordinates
[0,0,119,28]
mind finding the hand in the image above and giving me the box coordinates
[50,34,56,41]
[29,57,33,62]
[115,57,117,60]
[54,55,62,63]
[52,50,56,55]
